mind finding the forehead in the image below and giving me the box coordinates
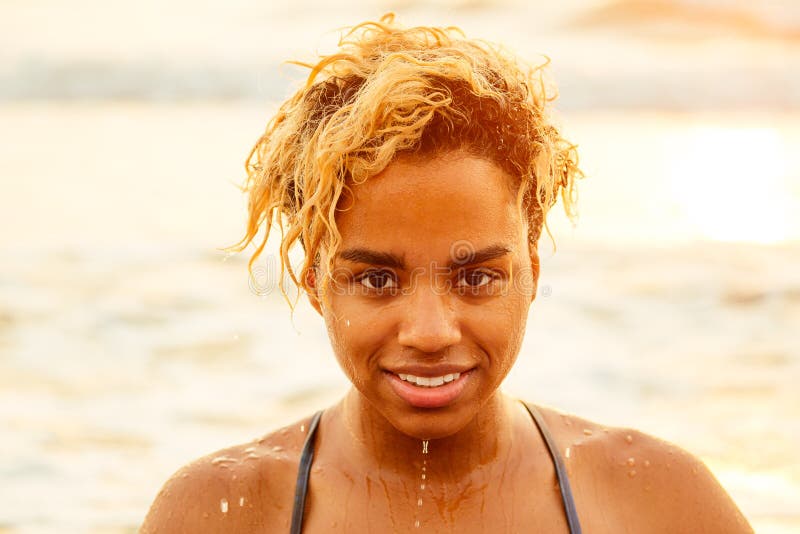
[335,153,526,261]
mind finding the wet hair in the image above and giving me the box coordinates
[227,13,581,305]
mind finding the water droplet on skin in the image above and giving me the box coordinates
[628,469,637,478]
[627,457,635,467]
[239,496,245,507]
[300,424,305,433]
[181,473,189,478]
[422,440,429,454]
[644,460,651,468]
[220,498,229,513]
[625,434,633,444]
[583,429,593,436]
[565,447,571,459]
[414,459,427,531]
[345,319,351,327]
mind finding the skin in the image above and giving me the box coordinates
[141,151,753,533]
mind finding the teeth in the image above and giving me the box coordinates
[396,372,461,387]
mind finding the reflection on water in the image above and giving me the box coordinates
[1,105,798,533]
[666,126,792,243]
[544,111,800,246]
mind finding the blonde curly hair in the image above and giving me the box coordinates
[228,14,581,305]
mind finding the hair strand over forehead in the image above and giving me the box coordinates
[225,13,582,308]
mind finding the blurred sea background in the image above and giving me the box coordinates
[1,0,798,532]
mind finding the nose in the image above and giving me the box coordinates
[397,283,461,354]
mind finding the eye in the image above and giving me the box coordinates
[357,269,398,292]
[456,269,497,290]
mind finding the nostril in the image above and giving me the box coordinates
[397,318,461,353]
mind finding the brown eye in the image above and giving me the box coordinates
[357,270,398,292]
[456,269,495,289]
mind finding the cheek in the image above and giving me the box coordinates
[323,300,392,381]
[469,294,531,372]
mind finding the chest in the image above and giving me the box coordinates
[300,465,574,533]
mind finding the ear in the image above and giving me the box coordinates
[305,268,324,316]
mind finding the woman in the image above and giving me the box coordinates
[142,15,752,533]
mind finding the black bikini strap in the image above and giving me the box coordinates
[522,402,583,534]
[289,410,323,534]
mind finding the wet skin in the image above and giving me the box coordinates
[141,152,753,533]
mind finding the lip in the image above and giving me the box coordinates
[385,368,473,409]
[386,364,474,377]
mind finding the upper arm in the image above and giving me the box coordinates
[140,462,239,533]
[601,430,753,534]
[140,419,312,533]
[140,456,278,534]
[654,445,752,533]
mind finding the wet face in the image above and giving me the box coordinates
[310,151,539,439]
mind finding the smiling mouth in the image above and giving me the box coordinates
[386,369,473,408]
[396,372,461,387]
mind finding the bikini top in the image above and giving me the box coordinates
[289,402,583,534]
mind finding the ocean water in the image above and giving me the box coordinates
[1,103,798,533]
[2,0,800,532]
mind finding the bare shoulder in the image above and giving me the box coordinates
[140,414,317,534]
[531,404,753,534]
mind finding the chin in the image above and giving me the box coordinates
[383,404,478,441]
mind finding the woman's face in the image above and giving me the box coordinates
[312,151,538,439]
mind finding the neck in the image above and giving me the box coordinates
[324,388,521,484]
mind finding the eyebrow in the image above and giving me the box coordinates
[337,248,406,269]
[450,244,512,268]
[336,244,512,270]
